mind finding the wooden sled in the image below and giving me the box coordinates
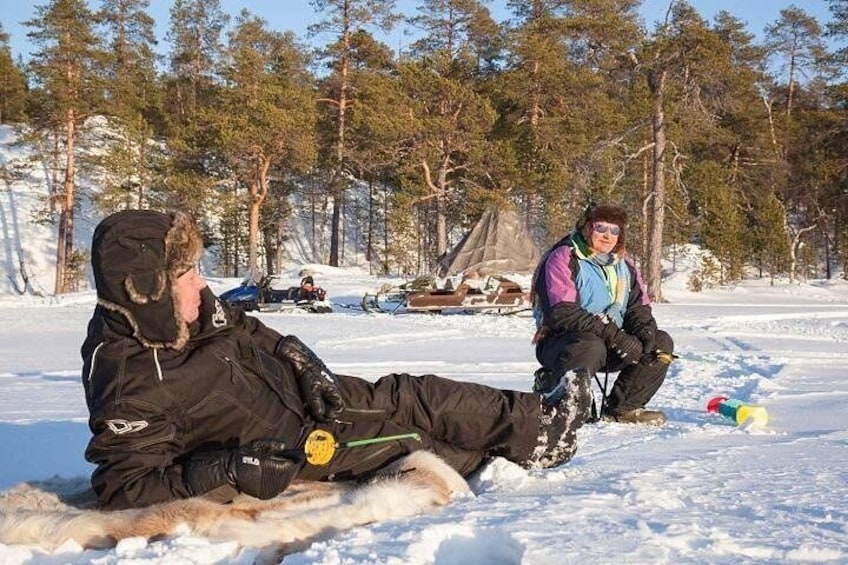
[362,276,530,315]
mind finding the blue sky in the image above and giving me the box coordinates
[1,0,834,62]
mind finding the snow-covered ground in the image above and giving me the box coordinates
[2,123,847,563]
[1,266,847,564]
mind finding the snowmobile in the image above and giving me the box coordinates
[220,275,333,314]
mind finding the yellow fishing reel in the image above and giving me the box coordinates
[302,429,422,466]
[304,429,337,465]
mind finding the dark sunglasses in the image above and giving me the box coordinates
[592,223,621,236]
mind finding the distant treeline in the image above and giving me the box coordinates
[0,0,845,296]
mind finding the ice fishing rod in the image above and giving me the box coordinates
[303,429,422,465]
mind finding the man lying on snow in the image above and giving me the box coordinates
[82,210,591,510]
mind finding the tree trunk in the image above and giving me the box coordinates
[247,157,270,277]
[640,142,650,267]
[137,131,147,209]
[436,161,448,259]
[789,224,817,284]
[383,182,390,274]
[366,177,374,269]
[55,108,77,295]
[276,216,285,275]
[330,190,342,266]
[646,69,667,303]
[50,131,60,214]
[786,46,797,118]
[329,1,352,267]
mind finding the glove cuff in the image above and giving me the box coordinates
[183,450,235,497]
[234,446,303,500]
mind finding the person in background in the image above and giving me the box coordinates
[81,209,591,510]
[296,276,326,302]
[531,204,674,425]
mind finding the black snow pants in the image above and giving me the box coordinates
[536,330,673,415]
[297,373,542,481]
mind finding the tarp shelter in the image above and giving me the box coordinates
[438,208,540,277]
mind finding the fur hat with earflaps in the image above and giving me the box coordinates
[575,203,628,254]
[91,210,203,351]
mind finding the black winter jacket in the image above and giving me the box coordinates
[81,290,308,509]
[82,289,540,510]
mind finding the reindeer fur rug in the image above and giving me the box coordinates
[0,451,471,558]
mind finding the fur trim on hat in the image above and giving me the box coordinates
[91,210,204,352]
[125,271,168,304]
[166,211,204,275]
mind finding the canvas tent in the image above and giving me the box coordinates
[438,208,540,277]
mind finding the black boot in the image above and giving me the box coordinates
[524,370,591,469]
[604,408,667,425]
[533,367,570,406]
[532,367,560,396]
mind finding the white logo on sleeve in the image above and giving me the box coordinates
[105,419,149,435]
[212,299,227,328]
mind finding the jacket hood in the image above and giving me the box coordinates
[91,210,203,351]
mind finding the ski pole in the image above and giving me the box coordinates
[304,429,421,466]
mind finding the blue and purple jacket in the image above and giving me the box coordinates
[532,231,655,343]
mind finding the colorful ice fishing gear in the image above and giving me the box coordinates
[706,396,769,427]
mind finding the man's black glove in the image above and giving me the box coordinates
[184,439,304,500]
[276,335,345,422]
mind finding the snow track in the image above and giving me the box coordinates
[1,273,847,563]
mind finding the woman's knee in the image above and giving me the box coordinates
[656,330,674,353]
[539,332,606,373]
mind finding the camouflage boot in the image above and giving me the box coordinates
[525,370,592,469]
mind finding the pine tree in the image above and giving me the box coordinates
[160,0,228,213]
[25,0,105,293]
[763,7,831,283]
[211,11,317,276]
[95,0,162,211]
[343,31,409,272]
[496,0,644,244]
[164,0,228,124]
[310,0,399,267]
[827,0,848,68]
[0,24,28,123]
[626,3,768,299]
[752,192,790,283]
[670,10,779,285]
[764,6,829,120]
[693,161,745,284]
[396,0,497,268]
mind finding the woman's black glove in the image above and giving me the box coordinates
[276,335,345,422]
[184,439,304,500]
[611,332,642,364]
[597,319,641,364]
[634,325,667,365]
[634,326,657,355]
